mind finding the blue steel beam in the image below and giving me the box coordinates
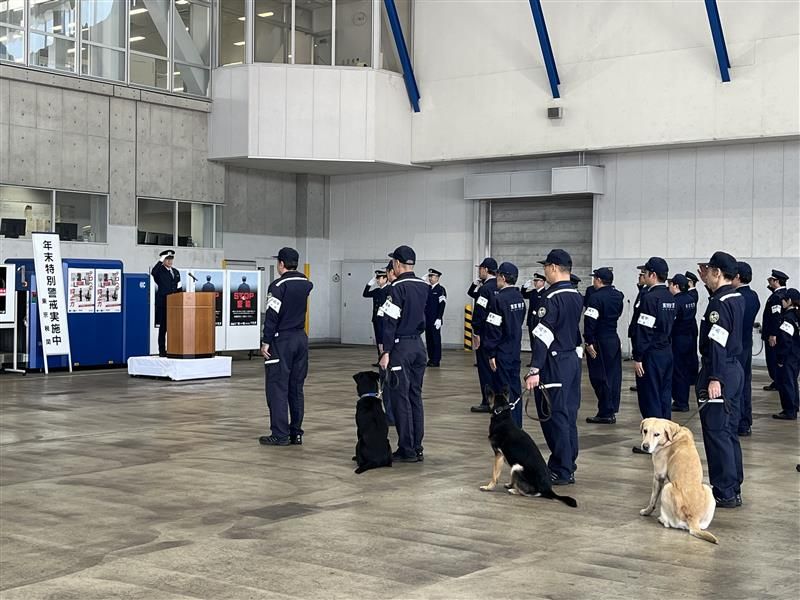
[528,0,560,98]
[704,0,731,82]
[383,0,421,112]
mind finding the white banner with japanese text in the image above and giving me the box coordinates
[32,233,71,357]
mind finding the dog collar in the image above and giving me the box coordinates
[360,393,380,398]
[493,397,521,414]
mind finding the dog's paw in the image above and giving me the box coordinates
[503,482,513,489]
[640,507,653,516]
[657,516,670,528]
[507,488,520,495]
[479,484,495,492]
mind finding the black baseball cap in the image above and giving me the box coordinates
[570,273,581,285]
[786,288,800,303]
[669,273,689,287]
[736,261,752,281]
[428,268,442,277]
[769,269,789,281]
[592,267,614,284]
[273,247,300,264]
[388,245,416,265]
[497,262,518,279]
[684,271,699,284]
[476,257,498,271]
[637,257,669,277]
[385,261,394,272]
[538,249,572,268]
[699,251,737,276]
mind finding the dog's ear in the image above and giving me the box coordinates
[352,373,361,384]
[640,419,645,435]
[666,421,681,442]
[501,385,510,399]
[484,385,494,403]
[369,371,380,382]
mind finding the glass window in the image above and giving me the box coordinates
[0,25,25,63]
[335,0,371,67]
[80,0,125,48]
[0,186,53,240]
[173,0,210,66]
[214,205,223,248]
[380,0,411,73]
[173,62,209,95]
[129,52,169,89]
[55,191,108,243]
[129,0,169,60]
[218,0,245,66]
[177,201,213,248]
[30,0,77,36]
[290,0,331,66]
[29,32,76,72]
[137,198,175,246]
[254,0,287,64]
[81,44,124,80]
[0,0,25,27]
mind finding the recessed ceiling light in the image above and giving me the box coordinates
[66,48,75,54]
[258,12,275,18]
[233,41,245,46]
[129,36,146,42]
[129,8,148,16]
[52,25,62,32]
[238,16,246,21]
[173,71,181,76]
[176,0,189,4]
[172,87,184,92]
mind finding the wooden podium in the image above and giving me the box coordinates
[166,292,215,359]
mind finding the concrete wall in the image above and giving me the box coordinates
[411,0,799,162]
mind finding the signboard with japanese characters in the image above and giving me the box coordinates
[67,268,95,313]
[0,264,9,322]
[95,268,122,313]
[32,233,71,361]
[224,270,261,351]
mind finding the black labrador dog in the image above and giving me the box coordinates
[353,371,392,474]
[479,387,576,507]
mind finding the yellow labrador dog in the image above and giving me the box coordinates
[638,418,718,544]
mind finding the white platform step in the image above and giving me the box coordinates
[127,356,232,381]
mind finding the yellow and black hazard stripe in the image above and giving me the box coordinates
[464,304,473,350]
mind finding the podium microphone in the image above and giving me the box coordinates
[188,272,198,282]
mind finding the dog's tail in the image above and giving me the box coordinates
[541,489,577,508]
[688,517,718,544]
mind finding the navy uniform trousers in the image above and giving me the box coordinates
[492,354,523,427]
[638,349,673,419]
[765,344,778,384]
[476,346,493,406]
[777,359,800,417]
[536,351,581,480]
[737,343,755,431]
[391,336,427,457]
[586,336,622,418]
[265,330,309,439]
[425,325,442,365]
[697,359,744,501]
[671,333,697,411]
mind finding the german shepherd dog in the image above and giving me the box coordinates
[479,388,577,508]
[352,371,392,474]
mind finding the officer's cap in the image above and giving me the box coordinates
[736,261,752,281]
[375,270,387,277]
[273,247,300,265]
[769,269,789,281]
[159,249,175,260]
[699,251,737,276]
[497,262,518,279]
[669,274,689,287]
[385,261,394,273]
[637,257,669,277]
[684,271,699,284]
[476,257,498,271]
[428,268,442,277]
[592,267,614,284]
[388,245,416,265]
[533,272,546,281]
[538,249,572,268]
[785,288,800,303]
[570,273,581,285]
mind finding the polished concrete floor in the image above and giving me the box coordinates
[1,347,798,599]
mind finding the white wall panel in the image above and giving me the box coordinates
[666,149,697,258]
[694,147,726,260]
[640,151,669,258]
[312,68,341,159]
[339,69,369,159]
[722,145,755,257]
[285,68,314,158]
[614,153,642,258]
[783,142,800,258]
[256,66,287,157]
[752,142,784,258]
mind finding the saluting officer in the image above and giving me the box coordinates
[363,269,389,364]
[521,273,547,351]
[584,267,624,425]
[762,269,790,392]
[774,288,800,420]
[151,249,181,357]
[424,268,447,367]
[525,249,583,486]
[470,257,499,413]
[733,261,761,435]
[627,269,648,392]
[259,247,314,447]
[696,252,745,508]
[483,262,526,428]
[379,246,429,463]
[632,257,676,439]
[669,274,698,413]
[685,271,700,303]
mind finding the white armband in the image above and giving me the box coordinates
[637,313,656,328]
[267,296,282,313]
[532,323,554,348]
[771,305,781,314]
[709,324,729,347]
[381,299,401,320]
[780,321,796,337]
[439,295,447,303]
[584,307,599,320]
[486,312,502,326]
[476,296,488,308]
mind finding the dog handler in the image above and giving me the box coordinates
[696,251,745,509]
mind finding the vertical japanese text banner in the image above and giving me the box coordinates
[32,233,71,357]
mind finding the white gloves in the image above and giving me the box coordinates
[473,279,481,287]
[177,281,183,289]
[523,279,533,290]
[434,319,442,330]
[368,277,377,287]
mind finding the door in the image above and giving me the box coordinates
[341,261,388,345]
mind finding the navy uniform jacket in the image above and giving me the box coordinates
[628,285,648,342]
[425,283,447,326]
[363,284,389,322]
[762,287,787,340]
[776,309,800,364]
[632,284,676,361]
[583,286,624,345]
[522,286,545,331]
[381,272,429,353]
[467,280,481,300]
[151,262,181,325]
[483,286,526,359]
[699,285,744,380]
[688,288,699,304]
[529,281,583,369]
[262,271,313,344]
[583,286,596,308]
[472,277,498,337]
[738,285,761,351]
[672,291,698,338]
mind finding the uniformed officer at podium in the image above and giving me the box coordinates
[151,249,181,357]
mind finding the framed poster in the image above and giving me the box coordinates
[95,269,122,313]
[67,268,95,313]
[0,264,8,322]
[224,270,261,351]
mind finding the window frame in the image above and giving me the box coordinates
[136,196,223,249]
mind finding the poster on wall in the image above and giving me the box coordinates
[95,268,122,313]
[67,268,95,313]
[194,270,224,326]
[229,270,258,326]
[31,232,71,360]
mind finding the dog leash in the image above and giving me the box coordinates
[677,390,728,428]
[522,385,552,423]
